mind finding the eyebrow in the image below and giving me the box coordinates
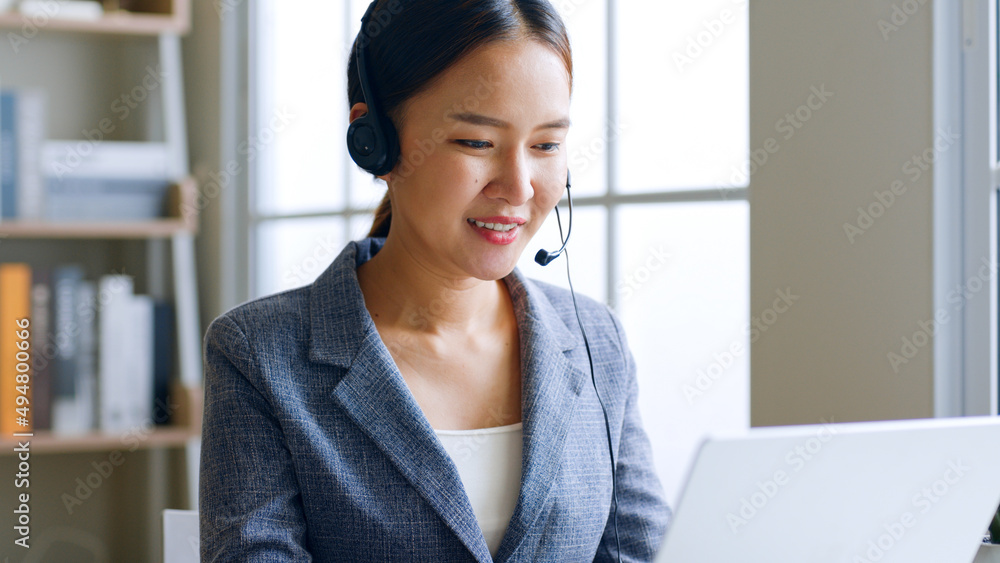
[449,112,571,131]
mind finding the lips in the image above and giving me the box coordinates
[468,219,517,232]
[466,216,525,245]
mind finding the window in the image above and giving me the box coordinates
[249,0,749,504]
[963,0,999,415]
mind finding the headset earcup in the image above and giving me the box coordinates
[347,111,400,176]
[348,114,384,174]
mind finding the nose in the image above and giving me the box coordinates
[483,148,534,207]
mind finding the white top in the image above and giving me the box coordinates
[434,422,523,558]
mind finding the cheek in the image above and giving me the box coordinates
[536,182,565,211]
[393,170,480,223]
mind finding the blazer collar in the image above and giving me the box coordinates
[310,239,589,562]
[308,238,582,365]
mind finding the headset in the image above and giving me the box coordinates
[349,2,622,560]
[347,1,401,176]
[533,171,572,266]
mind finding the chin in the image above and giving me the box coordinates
[465,254,521,281]
[471,265,517,282]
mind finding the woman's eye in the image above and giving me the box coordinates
[535,143,561,153]
[456,140,492,150]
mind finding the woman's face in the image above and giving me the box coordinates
[382,39,571,282]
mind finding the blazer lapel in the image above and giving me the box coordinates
[332,337,493,562]
[492,272,589,562]
[309,241,492,562]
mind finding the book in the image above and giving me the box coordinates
[45,177,172,221]
[41,141,173,221]
[126,294,154,430]
[19,0,103,21]
[42,141,172,180]
[51,264,84,434]
[153,300,175,426]
[0,91,17,220]
[75,280,97,431]
[16,90,47,220]
[29,266,52,430]
[98,274,134,433]
[0,263,32,437]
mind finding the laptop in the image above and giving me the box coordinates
[653,416,1000,563]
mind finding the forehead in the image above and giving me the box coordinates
[399,39,572,127]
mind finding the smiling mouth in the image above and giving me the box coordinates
[467,218,519,232]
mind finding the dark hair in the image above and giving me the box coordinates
[347,0,573,239]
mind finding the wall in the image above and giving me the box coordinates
[749,0,945,425]
[183,0,227,333]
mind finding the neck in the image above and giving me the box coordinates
[357,236,508,336]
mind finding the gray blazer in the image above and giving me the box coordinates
[200,237,670,562]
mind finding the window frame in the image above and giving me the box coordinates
[962,0,999,416]
[243,0,749,307]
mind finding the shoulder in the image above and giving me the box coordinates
[202,286,315,397]
[202,239,376,394]
[204,238,371,356]
[205,285,312,354]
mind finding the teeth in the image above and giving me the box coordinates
[469,219,517,232]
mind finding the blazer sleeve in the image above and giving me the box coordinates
[594,310,672,563]
[199,314,313,562]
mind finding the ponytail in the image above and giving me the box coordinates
[367,192,392,238]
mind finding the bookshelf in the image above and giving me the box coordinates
[0,0,200,559]
[0,178,202,447]
[0,217,192,238]
[0,5,189,36]
[0,378,202,454]
[0,176,202,448]
[0,176,198,238]
[0,177,198,240]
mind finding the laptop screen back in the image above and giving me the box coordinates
[654,416,1000,563]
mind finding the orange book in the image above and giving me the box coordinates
[0,263,32,437]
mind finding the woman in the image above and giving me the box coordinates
[199,1,670,561]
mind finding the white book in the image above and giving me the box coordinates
[17,89,46,219]
[97,274,134,433]
[125,294,154,430]
[19,0,103,21]
[42,141,172,180]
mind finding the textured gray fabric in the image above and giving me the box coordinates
[200,237,670,562]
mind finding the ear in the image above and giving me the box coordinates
[349,101,393,183]
[349,102,369,124]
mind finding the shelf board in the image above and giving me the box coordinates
[0,218,195,239]
[0,427,197,455]
[0,9,189,36]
